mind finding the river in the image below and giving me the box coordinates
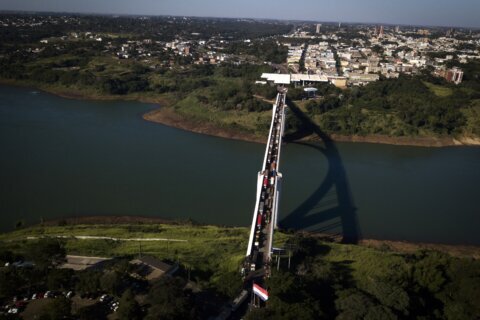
[1,85,479,245]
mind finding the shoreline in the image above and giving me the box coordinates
[143,106,480,147]
[13,215,480,259]
[143,107,267,144]
[1,79,479,147]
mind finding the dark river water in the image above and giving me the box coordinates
[1,85,479,245]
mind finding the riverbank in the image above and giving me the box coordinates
[2,220,479,319]
[144,105,480,147]
[1,79,479,147]
[143,107,266,144]
[11,216,480,259]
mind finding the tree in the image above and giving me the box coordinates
[214,272,242,298]
[76,304,108,320]
[412,251,449,294]
[117,289,141,320]
[40,297,72,320]
[25,238,66,269]
[76,270,101,295]
[47,268,74,291]
[0,249,14,264]
[0,268,23,299]
[335,289,375,319]
[145,277,193,320]
[100,271,123,296]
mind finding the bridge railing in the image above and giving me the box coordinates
[245,92,287,261]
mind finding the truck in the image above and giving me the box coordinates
[271,161,277,171]
[263,177,268,188]
[256,214,262,227]
[259,201,265,214]
[250,252,258,271]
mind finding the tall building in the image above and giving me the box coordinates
[395,25,400,33]
[435,67,464,85]
[446,68,464,85]
[316,24,322,34]
[379,25,384,38]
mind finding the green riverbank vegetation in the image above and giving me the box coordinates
[0,223,479,319]
[1,13,479,144]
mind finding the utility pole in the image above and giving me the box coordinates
[288,250,291,270]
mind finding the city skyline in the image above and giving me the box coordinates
[0,0,479,29]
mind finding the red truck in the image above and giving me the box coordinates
[257,214,262,227]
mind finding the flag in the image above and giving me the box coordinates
[253,283,269,301]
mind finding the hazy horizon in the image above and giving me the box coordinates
[0,0,479,29]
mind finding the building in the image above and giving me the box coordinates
[346,72,380,86]
[316,24,322,34]
[130,256,179,282]
[261,73,349,88]
[328,76,348,88]
[60,255,111,271]
[304,87,318,99]
[290,74,328,86]
[434,67,464,85]
[446,67,464,84]
[260,73,291,85]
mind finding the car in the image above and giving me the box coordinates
[65,291,74,298]
[31,293,37,300]
[44,291,52,299]
[99,294,112,303]
[8,308,18,314]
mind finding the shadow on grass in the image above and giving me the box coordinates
[280,98,361,244]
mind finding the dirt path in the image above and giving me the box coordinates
[26,235,188,242]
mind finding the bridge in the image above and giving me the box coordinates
[242,88,288,306]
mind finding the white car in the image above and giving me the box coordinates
[8,308,19,314]
[99,294,110,302]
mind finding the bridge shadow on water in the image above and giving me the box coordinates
[280,98,361,244]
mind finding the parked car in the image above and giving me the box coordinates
[8,308,18,314]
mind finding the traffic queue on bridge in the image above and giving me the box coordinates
[215,91,287,319]
[244,92,286,276]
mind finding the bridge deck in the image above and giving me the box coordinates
[244,90,287,280]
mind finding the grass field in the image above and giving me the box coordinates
[0,223,291,288]
[423,81,454,97]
